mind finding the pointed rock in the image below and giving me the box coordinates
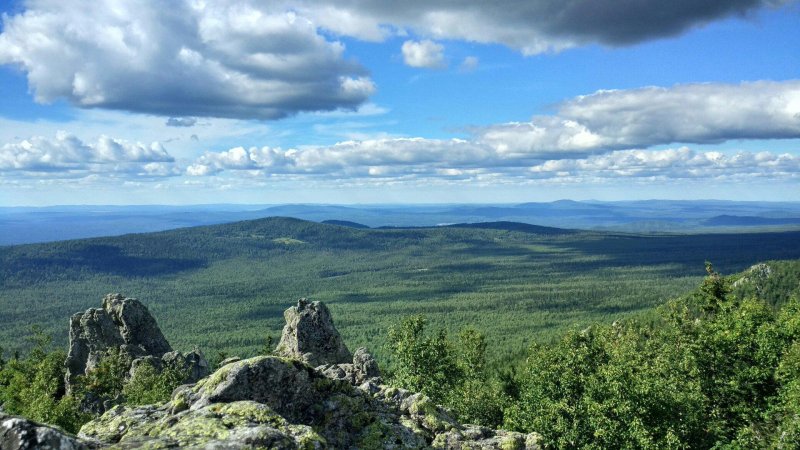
[275,298,352,367]
[65,293,172,388]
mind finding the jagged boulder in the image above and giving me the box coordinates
[128,350,209,382]
[80,356,429,448]
[65,294,172,387]
[0,413,96,450]
[275,298,353,366]
[64,294,209,396]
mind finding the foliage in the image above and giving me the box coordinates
[0,328,91,433]
[505,264,800,449]
[123,360,189,406]
[73,347,130,407]
[386,317,507,427]
[0,333,189,434]
[386,315,462,405]
[2,218,800,363]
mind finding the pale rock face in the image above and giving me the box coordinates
[318,346,383,385]
[275,298,353,366]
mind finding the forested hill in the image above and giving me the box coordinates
[2,217,800,360]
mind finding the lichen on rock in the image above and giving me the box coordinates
[275,298,353,367]
[5,297,543,449]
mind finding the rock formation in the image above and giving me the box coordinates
[2,297,541,449]
[275,298,353,366]
[318,346,382,385]
[0,413,95,450]
[78,355,539,449]
[64,294,209,396]
[65,293,172,386]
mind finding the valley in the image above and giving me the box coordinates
[2,217,799,364]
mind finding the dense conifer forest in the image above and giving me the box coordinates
[2,218,799,361]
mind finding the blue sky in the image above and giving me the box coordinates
[0,0,798,205]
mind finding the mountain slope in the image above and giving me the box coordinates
[2,217,799,361]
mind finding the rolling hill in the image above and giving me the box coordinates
[2,217,800,363]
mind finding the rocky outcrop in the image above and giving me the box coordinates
[65,293,172,387]
[12,297,540,449]
[64,294,209,396]
[275,298,353,366]
[732,263,773,296]
[0,413,96,450]
[79,355,540,449]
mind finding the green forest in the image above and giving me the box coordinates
[2,217,800,363]
[2,257,800,448]
[2,218,800,447]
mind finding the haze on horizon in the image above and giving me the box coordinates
[0,0,798,206]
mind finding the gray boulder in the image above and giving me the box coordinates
[275,298,352,366]
[65,293,172,388]
[0,413,96,450]
[81,356,429,449]
[318,347,382,386]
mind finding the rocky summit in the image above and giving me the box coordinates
[65,293,173,387]
[63,293,209,410]
[1,297,541,449]
[275,298,353,367]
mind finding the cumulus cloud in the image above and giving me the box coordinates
[401,40,446,68]
[528,147,800,181]
[477,80,800,155]
[180,80,800,181]
[293,0,791,55]
[186,138,493,178]
[0,0,374,119]
[0,132,178,178]
[185,138,800,185]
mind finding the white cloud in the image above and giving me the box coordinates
[0,132,178,178]
[477,80,800,155]
[528,147,800,181]
[187,138,492,177]
[178,80,800,181]
[0,0,374,119]
[401,40,446,69]
[185,137,800,185]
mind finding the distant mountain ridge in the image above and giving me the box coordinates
[3,200,800,245]
[704,215,800,226]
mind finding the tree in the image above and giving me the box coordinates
[386,315,461,405]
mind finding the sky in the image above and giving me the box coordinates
[0,0,798,206]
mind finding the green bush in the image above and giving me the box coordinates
[123,360,189,406]
[0,329,90,433]
[386,317,507,427]
[505,265,800,448]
